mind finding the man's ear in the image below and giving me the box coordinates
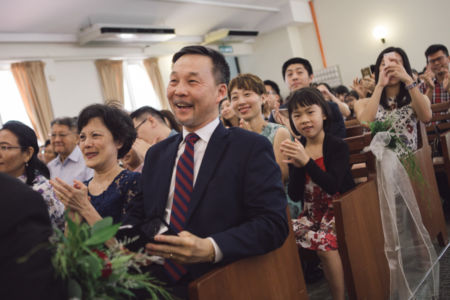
[115,140,124,150]
[147,115,158,128]
[216,83,228,104]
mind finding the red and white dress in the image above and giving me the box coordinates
[292,157,339,251]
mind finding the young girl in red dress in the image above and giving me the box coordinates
[280,88,355,300]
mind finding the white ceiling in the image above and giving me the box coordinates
[0,0,295,43]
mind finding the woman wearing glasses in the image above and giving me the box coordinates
[0,121,65,230]
[51,104,140,226]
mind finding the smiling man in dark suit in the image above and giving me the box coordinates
[124,45,288,298]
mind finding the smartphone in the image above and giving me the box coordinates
[116,217,177,251]
[361,66,372,78]
[383,52,397,67]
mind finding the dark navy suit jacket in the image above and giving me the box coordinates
[124,122,289,279]
[0,173,66,300]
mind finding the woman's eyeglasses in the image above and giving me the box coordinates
[0,145,24,152]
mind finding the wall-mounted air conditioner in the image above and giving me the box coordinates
[78,24,176,45]
[203,29,258,45]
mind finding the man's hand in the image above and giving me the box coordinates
[145,231,215,264]
[132,138,152,161]
[443,70,450,93]
[423,68,435,90]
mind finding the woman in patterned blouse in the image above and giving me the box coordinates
[355,47,432,155]
[0,121,65,230]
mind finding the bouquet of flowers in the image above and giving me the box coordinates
[366,118,424,185]
[50,215,173,300]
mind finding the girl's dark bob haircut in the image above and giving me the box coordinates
[285,87,332,136]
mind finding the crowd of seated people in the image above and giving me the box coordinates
[2,42,449,300]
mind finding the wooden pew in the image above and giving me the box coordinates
[426,102,450,189]
[333,180,389,300]
[412,122,448,246]
[345,125,365,138]
[344,118,360,127]
[188,216,309,300]
[344,133,376,183]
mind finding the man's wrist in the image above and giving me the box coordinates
[208,247,216,263]
[207,237,222,263]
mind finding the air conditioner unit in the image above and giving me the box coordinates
[203,29,258,45]
[78,24,176,45]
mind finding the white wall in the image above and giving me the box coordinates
[239,0,450,90]
[45,59,103,117]
[238,26,307,98]
[307,0,450,86]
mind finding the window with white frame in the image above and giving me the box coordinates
[123,61,161,112]
[0,67,33,128]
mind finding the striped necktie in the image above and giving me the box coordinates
[164,133,200,282]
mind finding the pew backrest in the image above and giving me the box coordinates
[333,180,390,300]
[188,214,309,300]
[344,133,375,181]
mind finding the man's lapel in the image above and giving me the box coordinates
[154,134,182,214]
[186,123,229,223]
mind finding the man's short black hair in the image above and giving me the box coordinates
[51,117,78,132]
[334,85,349,95]
[263,80,281,96]
[317,82,335,95]
[78,104,136,159]
[281,57,313,80]
[425,44,449,61]
[130,106,166,124]
[172,45,230,85]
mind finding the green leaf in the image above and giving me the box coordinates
[110,254,134,267]
[85,223,121,246]
[91,217,114,235]
[66,215,78,235]
[79,255,102,279]
[68,278,83,299]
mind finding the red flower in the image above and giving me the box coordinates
[92,249,113,278]
[101,262,112,278]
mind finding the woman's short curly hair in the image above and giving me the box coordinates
[77,104,136,159]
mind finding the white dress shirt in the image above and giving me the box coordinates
[47,145,94,183]
[157,118,223,263]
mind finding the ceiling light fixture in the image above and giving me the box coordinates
[373,26,387,44]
